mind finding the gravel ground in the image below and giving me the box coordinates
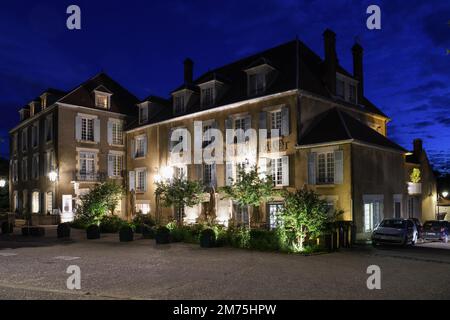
[0,227,449,300]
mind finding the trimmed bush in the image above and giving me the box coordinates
[57,223,71,238]
[119,225,134,242]
[1,221,13,234]
[99,215,125,233]
[70,218,88,230]
[249,229,279,251]
[142,224,155,239]
[200,228,216,248]
[228,227,250,249]
[155,226,171,244]
[132,214,156,233]
[86,225,100,239]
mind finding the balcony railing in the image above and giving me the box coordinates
[407,182,422,195]
[73,171,107,182]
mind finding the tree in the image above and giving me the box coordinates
[155,176,204,224]
[277,187,329,252]
[220,164,277,228]
[75,182,124,225]
[410,168,421,183]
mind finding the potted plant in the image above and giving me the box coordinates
[119,224,134,242]
[86,224,100,239]
[57,223,71,238]
[200,228,216,248]
[155,226,171,244]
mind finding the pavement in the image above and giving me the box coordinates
[0,226,450,300]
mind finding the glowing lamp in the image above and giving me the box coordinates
[48,170,58,182]
[0,179,6,188]
[161,166,174,180]
[442,191,449,198]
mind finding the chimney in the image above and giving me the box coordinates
[352,42,364,99]
[183,58,193,84]
[323,29,337,94]
[413,139,423,158]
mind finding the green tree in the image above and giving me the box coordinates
[277,187,329,252]
[410,168,421,183]
[220,165,277,228]
[75,182,124,225]
[155,176,204,224]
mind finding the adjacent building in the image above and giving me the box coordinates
[9,29,437,241]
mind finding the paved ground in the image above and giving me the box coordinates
[0,227,449,300]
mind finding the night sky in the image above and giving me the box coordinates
[0,0,449,172]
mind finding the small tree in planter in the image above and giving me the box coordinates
[220,165,276,228]
[75,182,124,226]
[200,228,216,248]
[277,187,329,252]
[155,226,171,244]
[57,223,71,238]
[155,176,204,225]
[86,224,100,239]
[119,225,134,242]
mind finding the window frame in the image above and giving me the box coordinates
[316,151,335,185]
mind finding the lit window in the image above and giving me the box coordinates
[136,203,150,215]
[81,118,94,141]
[95,93,109,108]
[268,203,283,230]
[46,192,53,214]
[79,152,96,180]
[109,154,123,177]
[32,191,40,214]
[134,136,146,158]
[317,152,334,184]
[203,163,213,186]
[270,158,283,186]
[136,169,147,192]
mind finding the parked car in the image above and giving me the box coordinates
[422,220,449,243]
[372,219,418,246]
[409,218,423,239]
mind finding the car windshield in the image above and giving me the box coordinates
[379,220,405,229]
[423,221,444,230]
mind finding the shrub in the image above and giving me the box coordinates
[119,225,134,242]
[1,221,13,234]
[132,214,156,231]
[170,226,186,242]
[200,228,216,248]
[99,215,125,233]
[212,225,229,247]
[70,218,88,230]
[155,226,171,244]
[142,224,155,239]
[249,229,279,251]
[86,225,100,239]
[227,227,250,249]
[57,223,71,238]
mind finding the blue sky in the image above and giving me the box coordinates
[0,0,449,172]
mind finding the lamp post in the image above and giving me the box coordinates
[437,191,449,220]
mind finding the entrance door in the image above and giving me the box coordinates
[363,196,383,233]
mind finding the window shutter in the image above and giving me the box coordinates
[281,106,290,136]
[129,171,136,191]
[282,155,289,186]
[108,155,114,177]
[225,116,232,130]
[211,163,217,187]
[144,170,148,192]
[107,121,113,145]
[143,135,148,156]
[225,162,233,186]
[308,152,316,185]
[259,112,267,130]
[94,118,100,142]
[131,138,135,159]
[334,150,344,184]
[75,116,82,141]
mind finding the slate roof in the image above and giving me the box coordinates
[299,108,406,152]
[136,38,388,129]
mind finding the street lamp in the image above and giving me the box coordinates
[48,170,58,182]
[0,178,6,188]
[161,166,174,180]
[442,191,449,199]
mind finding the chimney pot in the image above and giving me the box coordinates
[352,42,364,99]
[413,139,423,157]
[323,29,337,94]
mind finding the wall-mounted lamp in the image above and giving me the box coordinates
[0,178,6,188]
[442,191,449,199]
[48,170,58,182]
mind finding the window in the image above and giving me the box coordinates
[270,110,282,131]
[32,154,39,180]
[12,133,18,154]
[336,79,345,98]
[248,73,265,96]
[112,122,123,145]
[81,118,94,141]
[270,158,283,186]
[12,160,18,182]
[174,95,186,114]
[268,203,283,230]
[95,93,109,108]
[23,190,28,212]
[45,115,53,142]
[136,169,147,192]
[203,122,213,147]
[139,105,148,124]
[21,128,28,152]
[134,135,146,158]
[13,191,18,212]
[201,87,214,108]
[136,202,150,215]
[79,152,96,180]
[21,158,28,181]
[32,191,40,214]
[234,118,246,131]
[46,192,53,214]
[174,166,187,179]
[31,123,39,148]
[317,152,334,184]
[235,161,248,181]
[108,154,123,178]
[364,201,382,232]
[44,151,55,176]
[233,204,249,226]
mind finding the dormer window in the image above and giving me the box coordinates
[336,73,358,104]
[139,104,148,124]
[174,94,186,115]
[41,96,47,110]
[245,62,275,97]
[248,73,265,96]
[201,87,214,108]
[95,92,110,109]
